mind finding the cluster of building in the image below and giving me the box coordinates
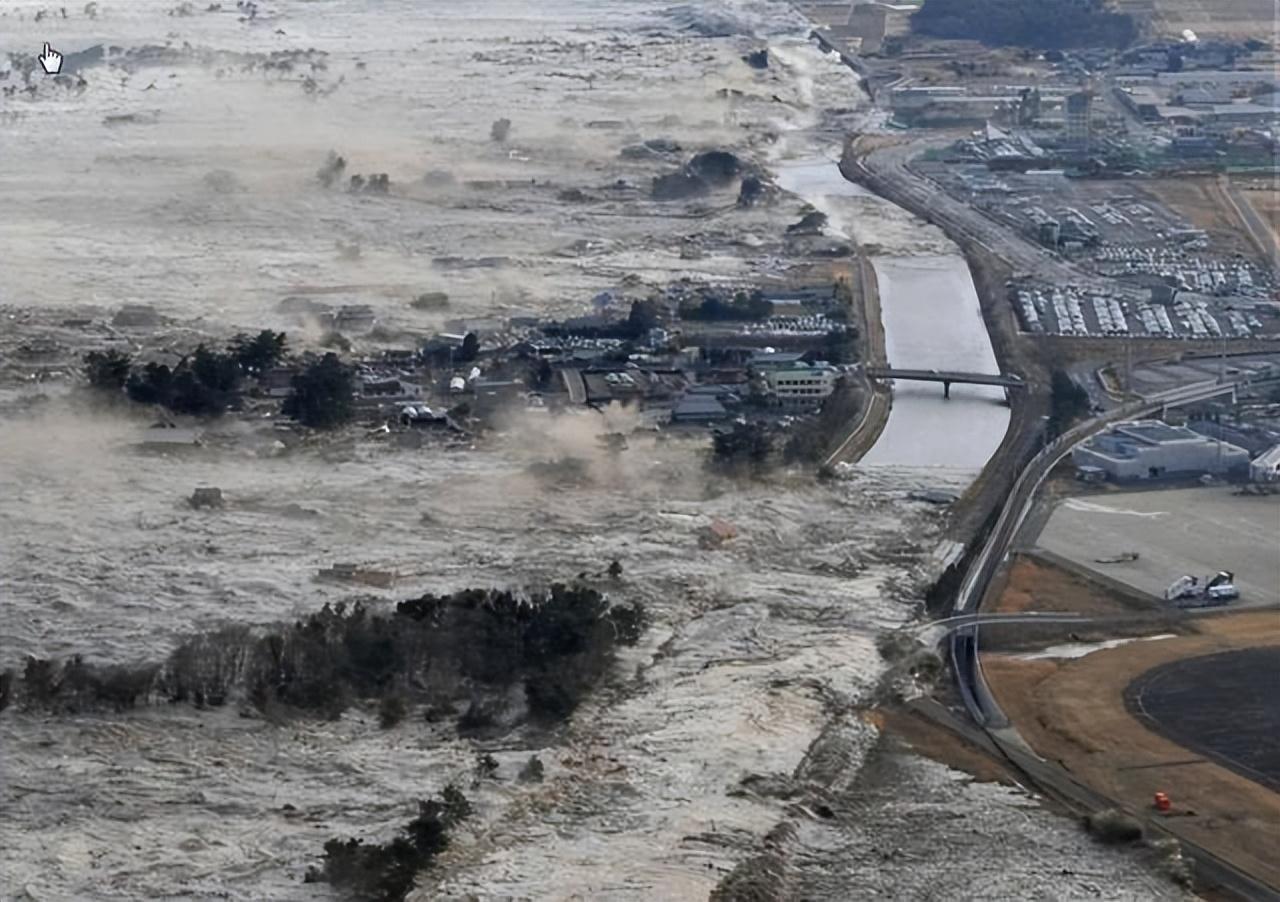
[272,283,854,434]
[889,84,1092,133]
[1114,68,1278,141]
[671,353,842,424]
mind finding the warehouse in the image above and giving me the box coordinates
[1072,419,1250,480]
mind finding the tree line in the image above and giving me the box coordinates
[306,789,473,901]
[2,583,646,729]
[84,332,356,429]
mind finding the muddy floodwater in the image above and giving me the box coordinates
[1,1,1174,899]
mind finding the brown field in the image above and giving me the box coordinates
[989,553,1154,616]
[984,612,1280,891]
[1237,181,1280,256]
[1116,0,1279,40]
[1139,177,1256,258]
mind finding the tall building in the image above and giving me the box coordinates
[1065,90,1094,150]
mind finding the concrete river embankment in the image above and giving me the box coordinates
[774,157,1011,482]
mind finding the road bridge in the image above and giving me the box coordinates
[864,366,1025,399]
[912,611,1092,646]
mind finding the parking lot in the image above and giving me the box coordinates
[1010,280,1277,339]
[1035,486,1280,609]
[922,164,1195,247]
[922,159,1279,341]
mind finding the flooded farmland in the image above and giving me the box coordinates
[1,1,1177,899]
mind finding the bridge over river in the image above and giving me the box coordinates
[864,367,1025,399]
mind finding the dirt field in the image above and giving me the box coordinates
[1116,0,1279,40]
[1236,181,1280,257]
[1139,178,1256,259]
[989,553,1155,616]
[984,612,1280,891]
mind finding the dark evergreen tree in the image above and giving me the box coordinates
[126,362,176,407]
[83,349,132,391]
[710,421,776,474]
[283,353,355,429]
[457,332,480,363]
[625,299,660,337]
[1048,369,1090,435]
[230,330,287,376]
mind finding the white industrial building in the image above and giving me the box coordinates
[1250,444,1280,483]
[1072,419,1250,481]
[764,362,839,409]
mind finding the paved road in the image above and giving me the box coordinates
[913,611,1091,645]
[824,387,888,467]
[825,256,891,466]
[943,374,1276,899]
[846,122,1278,900]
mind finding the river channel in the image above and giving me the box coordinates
[773,157,1011,482]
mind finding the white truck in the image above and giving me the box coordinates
[1165,571,1239,606]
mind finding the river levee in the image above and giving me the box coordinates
[773,153,1011,483]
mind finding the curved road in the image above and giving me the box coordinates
[849,139,1128,296]
[845,120,1277,901]
[944,374,1279,900]
[950,376,1243,725]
